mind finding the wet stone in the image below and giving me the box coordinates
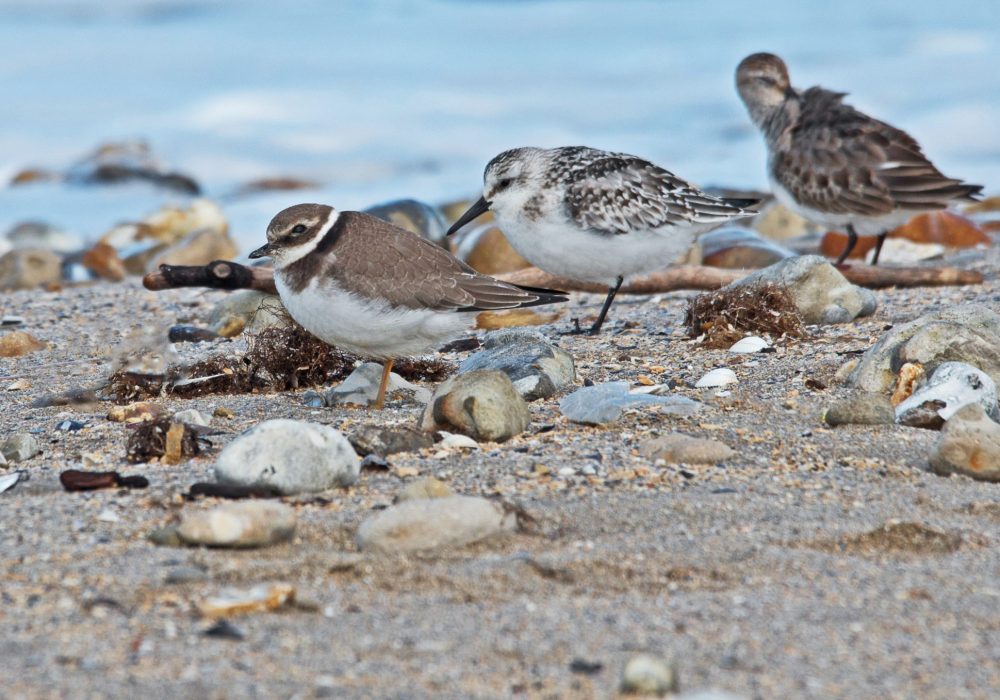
[457,328,575,400]
[168,325,221,343]
[0,249,62,291]
[0,330,46,357]
[357,495,516,553]
[825,394,896,427]
[848,304,1000,393]
[929,404,1000,482]
[1,433,41,462]
[349,424,434,457]
[728,255,877,324]
[560,382,703,425]
[641,433,735,465]
[176,501,297,548]
[420,370,529,442]
[364,198,448,246]
[214,419,360,495]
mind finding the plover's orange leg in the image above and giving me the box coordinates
[373,359,394,409]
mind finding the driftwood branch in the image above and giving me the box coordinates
[143,260,278,295]
[499,263,983,293]
[141,259,983,297]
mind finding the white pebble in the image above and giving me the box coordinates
[695,368,738,388]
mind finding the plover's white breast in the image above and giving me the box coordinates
[276,273,473,359]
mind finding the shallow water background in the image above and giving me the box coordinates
[1,0,997,251]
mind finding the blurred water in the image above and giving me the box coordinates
[1,0,997,251]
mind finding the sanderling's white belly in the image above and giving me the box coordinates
[769,175,923,236]
[497,215,709,286]
[275,275,473,359]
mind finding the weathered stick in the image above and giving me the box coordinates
[500,263,984,293]
[141,259,983,297]
[142,260,278,295]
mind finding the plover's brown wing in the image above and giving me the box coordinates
[778,87,982,215]
[564,154,754,235]
[331,212,566,312]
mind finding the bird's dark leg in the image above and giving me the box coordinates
[587,276,624,336]
[835,225,859,266]
[870,231,888,266]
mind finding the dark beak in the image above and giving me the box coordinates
[248,243,272,259]
[446,196,491,237]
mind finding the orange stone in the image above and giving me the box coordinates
[889,211,989,247]
[819,232,876,260]
[82,242,127,281]
[464,226,531,275]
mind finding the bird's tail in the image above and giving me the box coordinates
[511,284,570,309]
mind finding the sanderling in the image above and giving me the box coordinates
[447,146,757,334]
[250,203,567,408]
[736,52,982,265]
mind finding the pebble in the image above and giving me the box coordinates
[172,408,212,427]
[560,382,703,425]
[395,477,455,503]
[849,304,1000,392]
[825,394,896,427]
[215,419,360,495]
[96,509,120,523]
[197,583,296,618]
[1,433,41,462]
[0,330,46,357]
[55,419,86,432]
[107,401,163,424]
[728,255,877,324]
[163,566,210,584]
[641,433,735,464]
[5,220,82,253]
[31,387,100,409]
[176,501,297,548]
[364,198,448,246]
[420,370,529,442]
[207,290,288,337]
[324,362,427,406]
[929,403,1000,482]
[356,495,517,553]
[436,431,480,449]
[349,424,434,457]
[0,249,62,290]
[620,654,678,695]
[728,336,769,353]
[201,619,245,641]
[695,368,738,388]
[896,362,999,429]
[147,227,239,271]
[168,325,221,343]
[699,227,794,268]
[457,328,575,400]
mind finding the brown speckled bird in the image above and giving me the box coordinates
[736,52,982,265]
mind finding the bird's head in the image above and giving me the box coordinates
[446,147,547,236]
[736,52,792,125]
[250,203,336,267]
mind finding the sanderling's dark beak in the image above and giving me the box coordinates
[248,243,272,259]
[446,196,491,236]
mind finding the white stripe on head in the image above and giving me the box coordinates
[273,207,339,267]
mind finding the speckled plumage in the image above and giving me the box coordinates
[448,146,756,334]
[736,52,982,263]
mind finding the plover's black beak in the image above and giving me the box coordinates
[446,196,491,236]
[248,243,272,259]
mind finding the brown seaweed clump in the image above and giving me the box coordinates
[106,321,455,403]
[126,419,206,463]
[685,282,806,349]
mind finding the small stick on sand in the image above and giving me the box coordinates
[141,260,982,296]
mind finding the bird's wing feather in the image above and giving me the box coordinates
[565,153,751,235]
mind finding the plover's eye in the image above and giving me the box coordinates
[291,224,307,235]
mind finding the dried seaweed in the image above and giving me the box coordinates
[685,282,805,349]
[106,319,454,404]
[126,419,206,463]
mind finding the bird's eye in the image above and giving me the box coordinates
[291,224,307,235]
[495,177,515,191]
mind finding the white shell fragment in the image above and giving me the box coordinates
[896,361,999,423]
[695,368,738,388]
[728,336,769,353]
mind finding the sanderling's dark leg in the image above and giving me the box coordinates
[870,231,889,266]
[835,225,859,266]
[587,276,624,336]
